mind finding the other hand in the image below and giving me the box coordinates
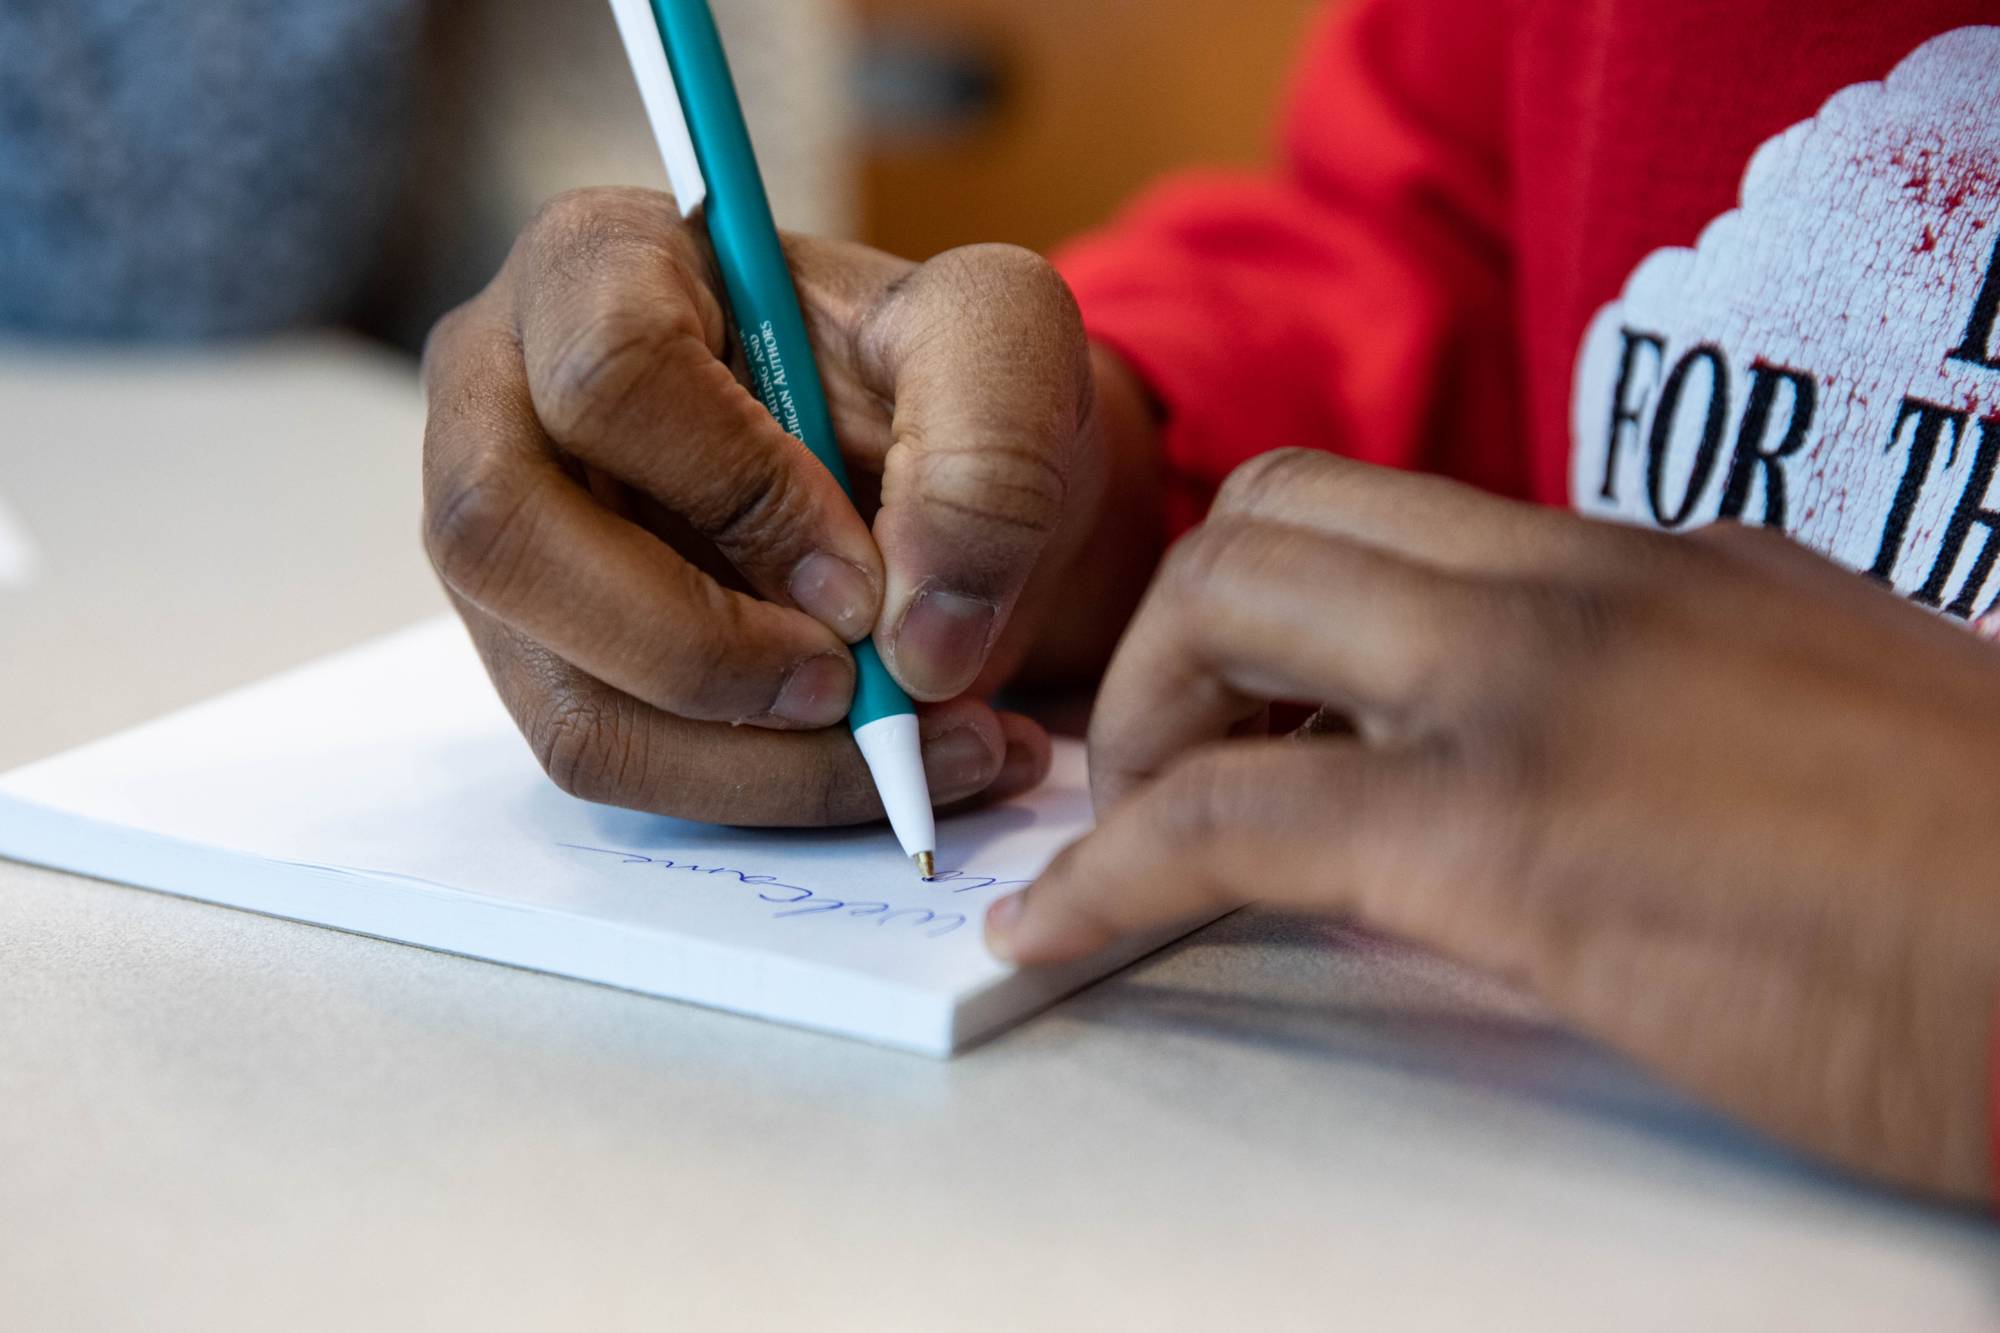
[991,449,2000,1200]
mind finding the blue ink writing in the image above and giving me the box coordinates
[557,845,969,938]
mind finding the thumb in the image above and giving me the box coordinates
[855,244,1094,700]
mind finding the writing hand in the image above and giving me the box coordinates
[421,188,1102,824]
[990,449,2000,1200]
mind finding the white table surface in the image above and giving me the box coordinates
[1,336,1995,1332]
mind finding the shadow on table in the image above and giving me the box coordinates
[1049,909,1923,1205]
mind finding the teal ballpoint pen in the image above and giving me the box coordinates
[607,0,937,877]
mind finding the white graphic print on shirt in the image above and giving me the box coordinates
[1571,27,2000,627]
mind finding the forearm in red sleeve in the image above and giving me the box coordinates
[1055,0,1527,533]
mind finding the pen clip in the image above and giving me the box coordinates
[606,0,709,217]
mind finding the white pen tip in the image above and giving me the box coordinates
[914,851,936,880]
[854,714,938,879]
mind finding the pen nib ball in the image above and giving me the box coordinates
[914,851,936,880]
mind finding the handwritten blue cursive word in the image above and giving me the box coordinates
[557,844,971,938]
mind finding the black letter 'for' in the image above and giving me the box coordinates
[1645,344,1730,529]
[1947,236,2000,372]
[1600,328,1666,502]
[1869,397,1971,583]
[1914,414,2000,617]
[1717,360,1817,527]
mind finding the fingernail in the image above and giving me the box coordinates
[895,589,997,699]
[923,726,997,797]
[985,891,1025,961]
[771,653,852,727]
[789,552,876,643]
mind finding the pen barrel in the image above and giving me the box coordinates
[709,203,850,490]
[654,0,914,732]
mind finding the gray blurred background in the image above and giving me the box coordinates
[0,0,1317,349]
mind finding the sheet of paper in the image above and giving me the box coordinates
[0,490,38,586]
[0,619,1196,1053]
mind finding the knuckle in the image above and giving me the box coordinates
[538,303,685,444]
[870,242,1087,406]
[1689,517,1802,565]
[526,187,603,239]
[519,191,627,294]
[1212,447,1336,518]
[1158,516,1258,610]
[528,696,620,800]
[1691,517,1762,547]
[523,187,651,264]
[907,436,1069,538]
[1489,580,1619,668]
[1696,512,1792,544]
[939,242,1077,313]
[687,428,816,560]
[423,453,535,605]
[1444,581,1632,742]
[522,186,704,295]
[531,691,643,804]
[952,243,1090,408]
[990,246,1084,340]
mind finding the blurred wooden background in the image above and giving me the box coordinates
[851,0,1323,258]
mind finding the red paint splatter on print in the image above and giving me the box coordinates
[1889,143,1999,220]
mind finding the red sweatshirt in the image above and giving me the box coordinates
[1056,1,2000,1191]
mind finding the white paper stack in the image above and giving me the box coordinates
[0,619,1200,1054]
